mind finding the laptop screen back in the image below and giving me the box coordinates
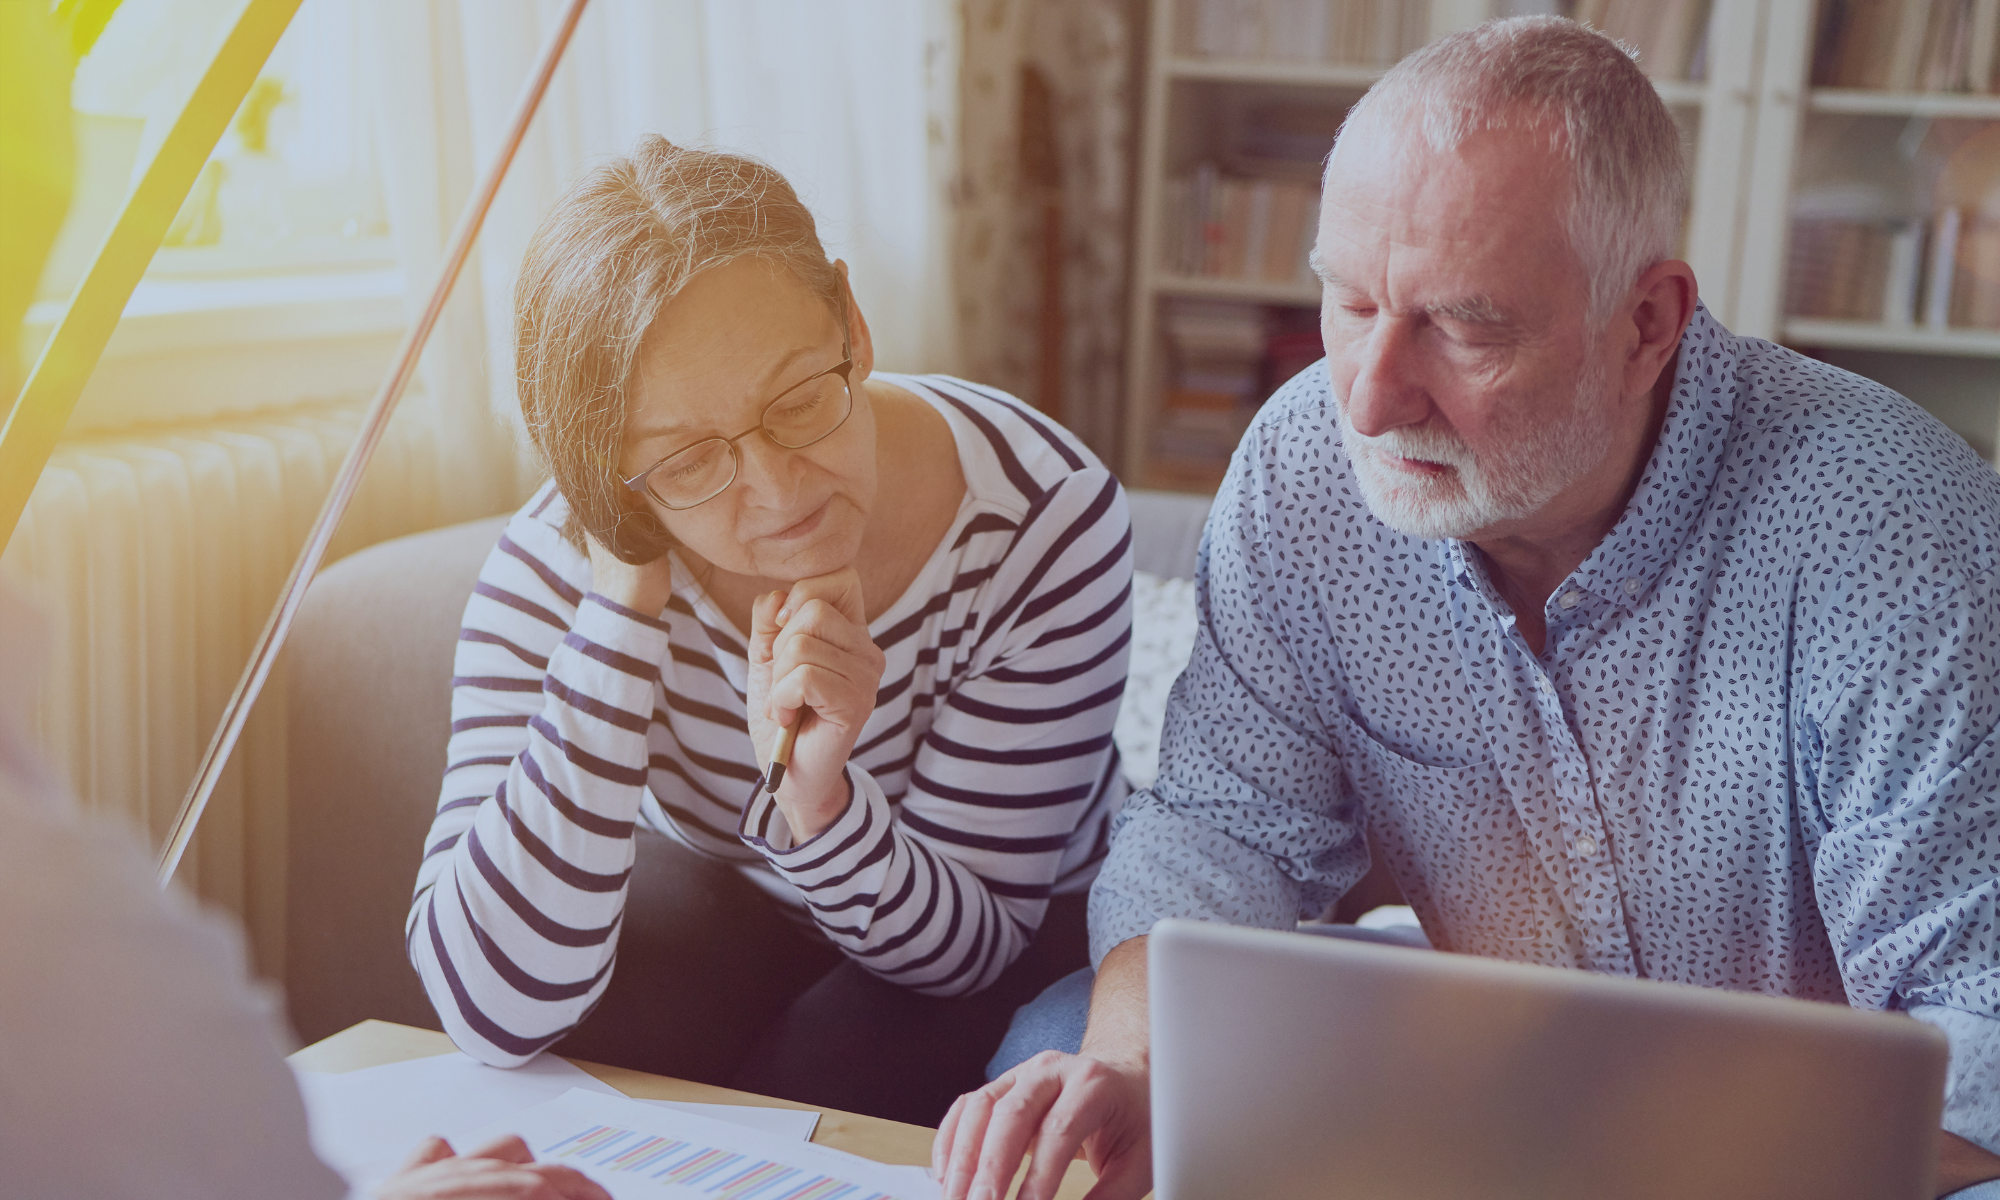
[1149,920,1947,1200]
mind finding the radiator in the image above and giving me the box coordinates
[0,396,448,973]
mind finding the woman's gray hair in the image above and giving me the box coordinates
[1332,15,1689,323]
[514,134,842,564]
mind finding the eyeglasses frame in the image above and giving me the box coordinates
[620,335,856,512]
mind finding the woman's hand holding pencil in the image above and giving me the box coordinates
[747,568,885,842]
[764,717,801,794]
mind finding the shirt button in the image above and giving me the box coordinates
[1623,578,1642,596]
[1538,674,1555,696]
[1575,834,1599,859]
[1558,590,1583,609]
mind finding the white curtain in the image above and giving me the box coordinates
[359,0,962,517]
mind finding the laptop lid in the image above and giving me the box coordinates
[1149,919,1948,1200]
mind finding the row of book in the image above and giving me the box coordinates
[1811,0,2000,92]
[1573,0,1713,81]
[1160,164,1321,286]
[1172,0,1713,80]
[1785,210,2000,329]
[1150,301,1323,490]
[1172,0,1429,66]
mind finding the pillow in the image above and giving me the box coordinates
[1115,570,1200,791]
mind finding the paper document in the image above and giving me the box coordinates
[294,1051,819,1188]
[638,1098,820,1141]
[458,1087,940,1200]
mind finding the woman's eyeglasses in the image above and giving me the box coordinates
[622,342,855,511]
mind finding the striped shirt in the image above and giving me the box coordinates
[409,374,1133,1065]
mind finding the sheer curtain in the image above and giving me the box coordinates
[359,0,962,518]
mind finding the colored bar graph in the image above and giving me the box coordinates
[542,1123,897,1199]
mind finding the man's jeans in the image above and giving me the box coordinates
[986,964,1093,1075]
[982,923,2000,1200]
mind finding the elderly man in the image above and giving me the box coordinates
[933,16,2000,1200]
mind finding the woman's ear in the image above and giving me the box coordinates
[569,499,675,566]
[834,260,876,382]
[603,508,676,565]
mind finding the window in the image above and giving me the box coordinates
[24,0,404,431]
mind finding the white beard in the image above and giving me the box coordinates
[1338,359,1616,541]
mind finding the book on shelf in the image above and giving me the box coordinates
[1150,301,1324,489]
[1572,0,1714,81]
[1161,162,1321,285]
[1172,0,1427,67]
[1927,208,1962,326]
[1785,207,2000,331]
[1811,0,2000,92]
[1786,219,1899,321]
[1953,212,2000,327]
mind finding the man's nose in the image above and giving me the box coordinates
[1341,318,1431,439]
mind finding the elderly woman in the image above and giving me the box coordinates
[407,136,1131,1124]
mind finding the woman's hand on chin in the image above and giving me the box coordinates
[585,532,676,618]
[748,568,887,842]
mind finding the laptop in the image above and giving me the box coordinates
[1149,919,1949,1200]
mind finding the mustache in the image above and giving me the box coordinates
[1345,420,1476,471]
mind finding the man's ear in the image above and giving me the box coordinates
[834,260,877,381]
[1623,259,1698,400]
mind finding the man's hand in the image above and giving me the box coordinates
[933,1051,1151,1200]
[1938,1130,2000,1197]
[747,568,885,841]
[933,937,1154,1200]
[375,1134,611,1199]
[584,532,676,619]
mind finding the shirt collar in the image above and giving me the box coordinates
[1431,306,1740,614]
[1561,303,1740,613]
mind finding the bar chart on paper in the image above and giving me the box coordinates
[543,1123,897,1198]
[455,1089,937,1200]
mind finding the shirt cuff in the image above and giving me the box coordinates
[535,596,670,724]
[567,593,671,673]
[1912,1004,2000,1155]
[583,590,671,632]
[738,762,876,867]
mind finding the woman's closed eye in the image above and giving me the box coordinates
[771,394,826,426]
[663,444,728,481]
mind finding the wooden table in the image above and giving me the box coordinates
[291,1020,1099,1199]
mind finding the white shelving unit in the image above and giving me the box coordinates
[1123,0,2000,488]
[1782,319,2000,359]
[1123,0,1764,492]
[1733,0,2000,458]
[1808,89,2000,118]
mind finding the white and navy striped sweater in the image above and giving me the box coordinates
[409,375,1133,1065]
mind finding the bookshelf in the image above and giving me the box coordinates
[1123,0,1761,493]
[1729,0,2000,459]
[1783,318,2000,358]
[1809,89,2000,118]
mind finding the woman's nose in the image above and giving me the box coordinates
[731,435,802,506]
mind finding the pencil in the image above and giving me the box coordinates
[765,718,799,793]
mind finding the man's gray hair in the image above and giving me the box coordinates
[1332,16,1689,321]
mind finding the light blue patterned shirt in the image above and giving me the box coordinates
[1094,306,2000,1152]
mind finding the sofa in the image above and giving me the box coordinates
[281,489,1223,1046]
